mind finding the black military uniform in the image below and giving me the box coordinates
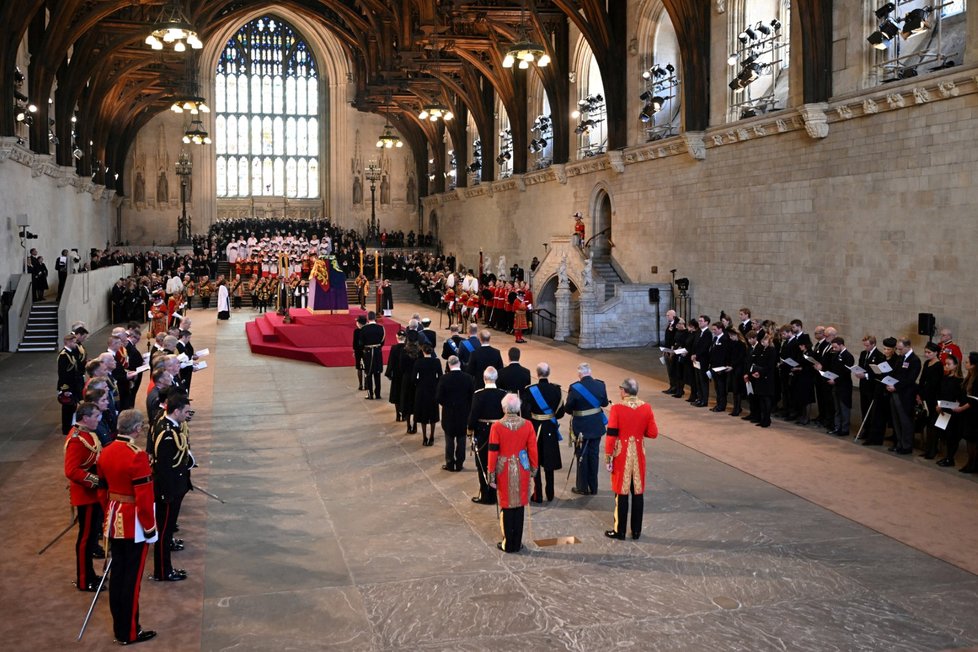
[467,386,506,503]
[150,415,192,581]
[58,343,85,435]
[360,316,386,399]
[521,378,565,502]
[465,343,504,390]
[125,337,145,408]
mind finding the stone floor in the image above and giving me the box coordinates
[1,291,977,651]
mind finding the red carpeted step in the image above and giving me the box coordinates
[245,309,401,367]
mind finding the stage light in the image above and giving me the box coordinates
[901,9,929,39]
[875,2,896,19]
[771,19,782,31]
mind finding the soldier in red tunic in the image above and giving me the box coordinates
[488,393,539,553]
[512,291,529,343]
[604,378,659,540]
[64,402,104,591]
[98,409,158,645]
[573,211,586,248]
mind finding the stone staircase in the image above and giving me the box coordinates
[592,254,625,301]
[18,301,59,352]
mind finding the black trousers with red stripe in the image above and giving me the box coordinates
[153,494,184,578]
[109,538,150,643]
[74,502,102,587]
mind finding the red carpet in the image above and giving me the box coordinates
[245,308,402,367]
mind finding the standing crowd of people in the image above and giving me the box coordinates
[58,310,208,645]
[353,313,660,551]
[660,309,977,471]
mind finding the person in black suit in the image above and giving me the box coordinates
[855,335,888,445]
[465,330,503,389]
[690,315,712,408]
[827,337,855,436]
[467,368,505,504]
[786,320,814,424]
[708,322,731,412]
[726,327,748,417]
[436,356,475,471]
[887,337,921,454]
[497,347,531,393]
[521,362,564,502]
[360,311,386,400]
[125,326,145,406]
[737,307,752,339]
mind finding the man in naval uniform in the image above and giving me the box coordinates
[360,311,386,400]
[565,362,609,495]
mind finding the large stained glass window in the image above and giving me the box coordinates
[215,16,319,198]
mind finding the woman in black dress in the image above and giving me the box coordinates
[918,342,944,459]
[398,331,421,433]
[413,342,443,446]
[749,331,778,428]
[385,330,406,421]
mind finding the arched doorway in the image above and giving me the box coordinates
[534,275,580,339]
[428,209,439,245]
[591,189,613,255]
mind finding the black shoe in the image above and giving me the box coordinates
[530,497,542,504]
[797,418,810,425]
[496,542,522,553]
[729,411,741,417]
[937,458,954,467]
[441,464,456,472]
[570,487,591,496]
[694,402,708,408]
[471,496,495,505]
[118,630,157,646]
[685,397,697,403]
[672,393,684,399]
[887,446,898,452]
[631,532,641,540]
[604,530,625,540]
[365,394,374,400]
[150,570,187,582]
[895,448,912,455]
[76,577,103,592]
[710,407,725,413]
[662,388,675,394]
[826,429,839,436]
[91,547,105,559]
[357,385,364,391]
[170,542,185,551]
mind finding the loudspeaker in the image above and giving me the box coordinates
[917,312,935,336]
[648,288,660,304]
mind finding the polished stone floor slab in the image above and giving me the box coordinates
[1,295,976,651]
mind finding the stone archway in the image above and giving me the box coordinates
[589,184,614,255]
[428,209,439,244]
[535,274,580,339]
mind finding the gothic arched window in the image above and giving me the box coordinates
[215,16,320,198]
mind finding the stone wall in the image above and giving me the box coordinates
[0,138,114,295]
[425,68,978,354]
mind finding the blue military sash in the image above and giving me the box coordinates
[462,340,475,353]
[571,382,608,425]
[447,339,458,353]
[528,385,562,441]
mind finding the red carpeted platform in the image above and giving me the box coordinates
[245,308,402,367]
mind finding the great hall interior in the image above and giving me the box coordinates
[1,1,977,650]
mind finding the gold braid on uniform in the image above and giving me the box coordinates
[154,421,190,468]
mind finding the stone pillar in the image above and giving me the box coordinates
[554,284,571,342]
[577,286,599,348]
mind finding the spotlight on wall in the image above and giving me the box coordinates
[875,2,896,19]
[901,8,930,39]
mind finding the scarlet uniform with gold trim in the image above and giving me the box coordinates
[488,414,539,553]
[605,396,658,494]
[148,300,167,337]
[488,415,538,508]
[98,434,157,645]
[513,296,529,331]
[64,424,102,589]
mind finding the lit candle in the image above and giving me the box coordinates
[359,249,364,275]
[374,251,379,280]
